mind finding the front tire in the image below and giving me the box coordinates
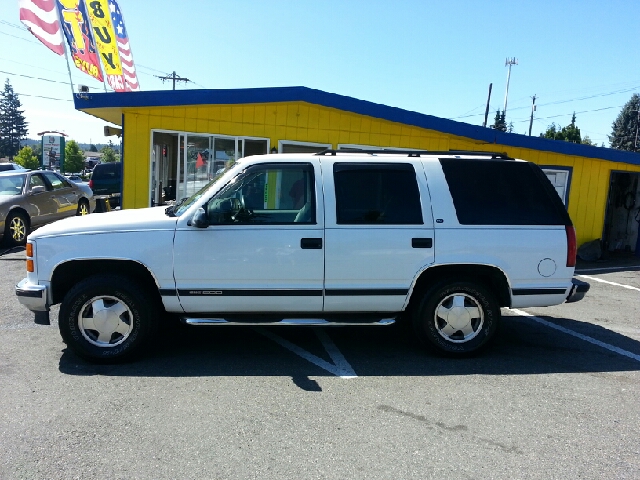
[412,280,500,356]
[59,275,158,363]
[5,211,28,246]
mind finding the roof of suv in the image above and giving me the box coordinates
[0,163,29,172]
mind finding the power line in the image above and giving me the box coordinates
[0,20,27,30]
[15,92,72,102]
[0,29,41,46]
[0,69,102,90]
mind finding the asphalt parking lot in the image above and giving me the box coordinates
[1,243,639,480]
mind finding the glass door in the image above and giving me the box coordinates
[184,135,211,199]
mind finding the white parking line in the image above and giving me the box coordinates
[254,327,357,379]
[510,308,640,363]
[576,265,640,273]
[577,274,640,292]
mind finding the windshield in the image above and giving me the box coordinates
[169,160,240,217]
[0,174,26,196]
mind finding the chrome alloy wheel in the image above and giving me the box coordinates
[9,216,26,243]
[433,293,484,343]
[78,295,133,347]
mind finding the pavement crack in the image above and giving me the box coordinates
[378,404,523,455]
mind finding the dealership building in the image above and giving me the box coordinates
[74,86,640,251]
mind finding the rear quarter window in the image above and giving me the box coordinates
[440,159,571,226]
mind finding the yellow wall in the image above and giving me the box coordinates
[121,101,640,246]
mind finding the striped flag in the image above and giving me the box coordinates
[19,0,64,55]
[109,0,140,91]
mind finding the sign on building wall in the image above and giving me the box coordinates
[42,135,65,169]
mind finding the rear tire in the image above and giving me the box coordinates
[5,211,28,247]
[412,280,500,356]
[77,198,90,216]
[59,274,159,363]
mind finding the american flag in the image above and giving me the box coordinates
[19,0,64,55]
[109,0,140,91]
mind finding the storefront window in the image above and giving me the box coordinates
[151,131,269,207]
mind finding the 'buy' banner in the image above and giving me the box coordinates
[86,0,128,91]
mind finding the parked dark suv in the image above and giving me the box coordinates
[0,163,29,172]
[89,162,122,208]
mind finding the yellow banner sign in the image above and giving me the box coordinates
[86,0,122,77]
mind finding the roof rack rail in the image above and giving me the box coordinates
[314,148,513,159]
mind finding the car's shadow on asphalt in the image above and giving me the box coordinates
[58,314,640,380]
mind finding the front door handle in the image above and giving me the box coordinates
[301,238,322,249]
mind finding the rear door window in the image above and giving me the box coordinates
[333,163,423,224]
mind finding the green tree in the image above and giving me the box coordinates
[0,79,28,158]
[64,140,84,173]
[89,144,98,152]
[31,141,42,159]
[541,123,561,140]
[540,113,582,143]
[609,93,640,151]
[101,145,117,163]
[491,110,507,132]
[581,136,596,146]
[562,113,582,143]
[13,145,40,170]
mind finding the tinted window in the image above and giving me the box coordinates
[440,159,571,225]
[334,163,423,224]
[92,163,122,180]
[0,164,16,172]
[43,171,65,190]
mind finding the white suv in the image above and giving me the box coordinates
[16,150,589,362]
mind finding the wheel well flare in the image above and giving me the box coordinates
[51,260,160,306]
[409,264,511,310]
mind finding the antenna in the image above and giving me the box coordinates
[503,57,518,115]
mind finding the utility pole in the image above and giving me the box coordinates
[482,83,493,127]
[155,71,191,90]
[528,95,537,136]
[635,108,640,151]
[503,57,518,115]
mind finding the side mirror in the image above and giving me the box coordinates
[30,185,45,194]
[191,207,209,228]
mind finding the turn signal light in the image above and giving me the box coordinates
[26,259,34,272]
[26,243,33,257]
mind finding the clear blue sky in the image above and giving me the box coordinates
[1,0,638,146]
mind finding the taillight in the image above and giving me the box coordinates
[89,179,93,189]
[566,225,576,267]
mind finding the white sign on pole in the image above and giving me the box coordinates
[42,135,62,168]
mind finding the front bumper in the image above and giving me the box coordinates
[15,278,48,312]
[565,278,590,303]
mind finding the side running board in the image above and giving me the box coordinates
[181,317,396,327]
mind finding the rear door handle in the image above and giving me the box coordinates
[301,238,322,249]
[412,238,433,248]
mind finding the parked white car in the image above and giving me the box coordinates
[16,150,589,362]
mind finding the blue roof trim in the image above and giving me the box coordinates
[74,86,640,166]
